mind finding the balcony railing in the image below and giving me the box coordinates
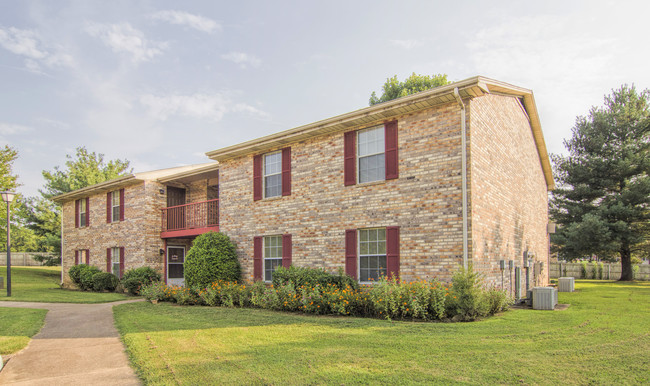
[161,199,219,233]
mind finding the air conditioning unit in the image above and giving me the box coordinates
[532,287,558,310]
[558,277,575,292]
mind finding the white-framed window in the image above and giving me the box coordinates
[264,235,282,282]
[77,249,87,265]
[79,199,87,227]
[357,125,385,183]
[359,228,387,283]
[111,247,121,276]
[263,152,282,198]
[111,191,121,222]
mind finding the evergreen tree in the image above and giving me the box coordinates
[550,85,650,280]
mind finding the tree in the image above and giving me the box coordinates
[550,85,650,280]
[0,145,21,250]
[41,147,131,199]
[369,73,450,105]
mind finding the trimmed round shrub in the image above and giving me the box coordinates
[121,267,161,295]
[184,232,241,289]
[68,264,88,288]
[92,272,119,292]
[79,265,102,291]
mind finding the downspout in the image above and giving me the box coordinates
[453,88,469,270]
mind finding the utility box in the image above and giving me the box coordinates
[532,287,558,310]
[558,277,575,292]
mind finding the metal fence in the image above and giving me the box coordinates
[0,252,59,266]
[550,262,650,281]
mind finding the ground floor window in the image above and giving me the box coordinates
[167,246,186,282]
[264,235,282,282]
[111,247,121,276]
[359,228,387,282]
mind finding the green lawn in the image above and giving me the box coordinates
[114,280,650,385]
[0,266,130,303]
[0,307,47,355]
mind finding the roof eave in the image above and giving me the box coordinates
[50,175,139,204]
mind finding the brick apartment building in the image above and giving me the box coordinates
[54,76,554,293]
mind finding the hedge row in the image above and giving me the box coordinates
[69,264,161,294]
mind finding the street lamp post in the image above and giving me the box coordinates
[1,191,16,297]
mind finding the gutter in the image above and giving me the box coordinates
[453,88,469,270]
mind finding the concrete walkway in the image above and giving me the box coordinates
[0,299,143,385]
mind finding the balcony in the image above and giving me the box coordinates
[161,199,219,238]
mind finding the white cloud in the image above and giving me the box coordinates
[389,39,423,50]
[0,122,32,135]
[150,10,220,33]
[85,22,167,63]
[139,92,269,122]
[220,52,261,68]
[0,26,74,72]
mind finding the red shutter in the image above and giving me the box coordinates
[119,247,125,278]
[282,234,292,268]
[85,197,90,227]
[85,249,90,265]
[253,155,262,201]
[106,192,111,223]
[75,250,79,265]
[386,226,400,280]
[385,120,399,180]
[75,200,79,228]
[253,236,263,280]
[106,248,111,272]
[119,189,125,221]
[345,229,357,280]
[282,147,291,196]
[344,131,356,186]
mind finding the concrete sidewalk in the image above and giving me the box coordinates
[0,299,143,385]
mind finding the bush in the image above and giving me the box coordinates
[68,264,87,288]
[365,277,447,320]
[445,266,489,321]
[92,272,119,292]
[121,267,161,295]
[580,261,588,279]
[140,282,173,302]
[79,266,101,291]
[591,261,598,279]
[272,266,358,290]
[198,281,251,308]
[484,287,512,315]
[184,232,241,289]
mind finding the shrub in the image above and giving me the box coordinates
[597,262,604,280]
[68,264,87,288]
[198,281,251,307]
[580,261,588,279]
[184,232,241,289]
[366,277,447,320]
[92,272,119,292]
[484,287,512,315]
[140,282,172,302]
[445,266,489,321]
[121,267,161,295]
[168,286,201,306]
[79,266,102,291]
[591,261,598,279]
[272,266,358,290]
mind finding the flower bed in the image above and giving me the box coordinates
[141,267,512,321]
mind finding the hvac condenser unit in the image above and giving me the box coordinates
[558,277,575,292]
[532,287,558,310]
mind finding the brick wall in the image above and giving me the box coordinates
[219,101,467,283]
[468,94,550,291]
[61,182,166,286]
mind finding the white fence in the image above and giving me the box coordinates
[550,262,650,281]
[0,252,59,266]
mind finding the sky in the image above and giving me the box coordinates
[1,0,649,197]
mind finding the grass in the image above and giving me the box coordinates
[0,266,130,303]
[0,307,47,355]
[114,280,650,385]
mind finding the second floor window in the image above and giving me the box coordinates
[79,199,86,227]
[264,152,282,198]
[358,126,385,183]
[107,189,124,223]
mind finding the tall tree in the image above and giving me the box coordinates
[41,147,132,199]
[550,85,650,280]
[0,145,21,250]
[369,73,450,105]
